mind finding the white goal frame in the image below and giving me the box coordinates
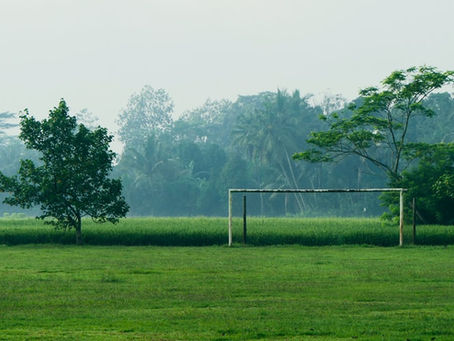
[228,188,407,247]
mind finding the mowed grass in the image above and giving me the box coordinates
[0,245,453,340]
[0,217,454,246]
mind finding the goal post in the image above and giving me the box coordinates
[228,188,407,247]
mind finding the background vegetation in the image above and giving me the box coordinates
[0,69,453,222]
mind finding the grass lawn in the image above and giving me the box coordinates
[0,245,453,340]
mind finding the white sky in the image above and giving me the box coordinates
[1,0,453,150]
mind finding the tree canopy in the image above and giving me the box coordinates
[0,100,129,244]
[382,143,454,224]
[117,86,174,148]
[293,66,454,180]
[1,69,453,220]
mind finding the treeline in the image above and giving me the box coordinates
[0,89,453,217]
[113,88,454,217]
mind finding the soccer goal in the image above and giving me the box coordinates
[228,188,407,247]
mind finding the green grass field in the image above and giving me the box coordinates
[1,217,454,246]
[0,244,453,340]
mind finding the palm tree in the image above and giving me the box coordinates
[232,90,310,213]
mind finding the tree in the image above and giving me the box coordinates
[173,99,233,147]
[117,86,174,148]
[409,92,454,143]
[232,90,319,212]
[382,143,454,224]
[0,112,17,140]
[76,108,99,130]
[293,66,454,181]
[0,100,129,244]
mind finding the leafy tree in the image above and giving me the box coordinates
[382,143,454,224]
[293,66,454,181]
[116,131,229,216]
[114,86,454,217]
[0,100,129,244]
[0,112,17,139]
[76,108,99,130]
[232,90,320,212]
[409,92,454,143]
[0,111,20,162]
[117,86,174,148]
[116,133,198,216]
[173,99,233,147]
[434,174,454,200]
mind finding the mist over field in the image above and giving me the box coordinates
[0,1,453,220]
[1,88,453,218]
[1,4,454,340]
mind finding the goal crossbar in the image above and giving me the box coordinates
[228,188,407,247]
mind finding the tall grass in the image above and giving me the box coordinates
[0,216,453,246]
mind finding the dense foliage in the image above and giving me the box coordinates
[113,87,393,217]
[293,66,454,222]
[0,100,129,244]
[0,69,453,220]
[382,143,454,224]
[293,66,454,179]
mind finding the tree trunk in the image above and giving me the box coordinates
[75,215,83,245]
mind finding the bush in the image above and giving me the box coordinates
[381,143,454,224]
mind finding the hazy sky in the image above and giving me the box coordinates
[1,0,453,149]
